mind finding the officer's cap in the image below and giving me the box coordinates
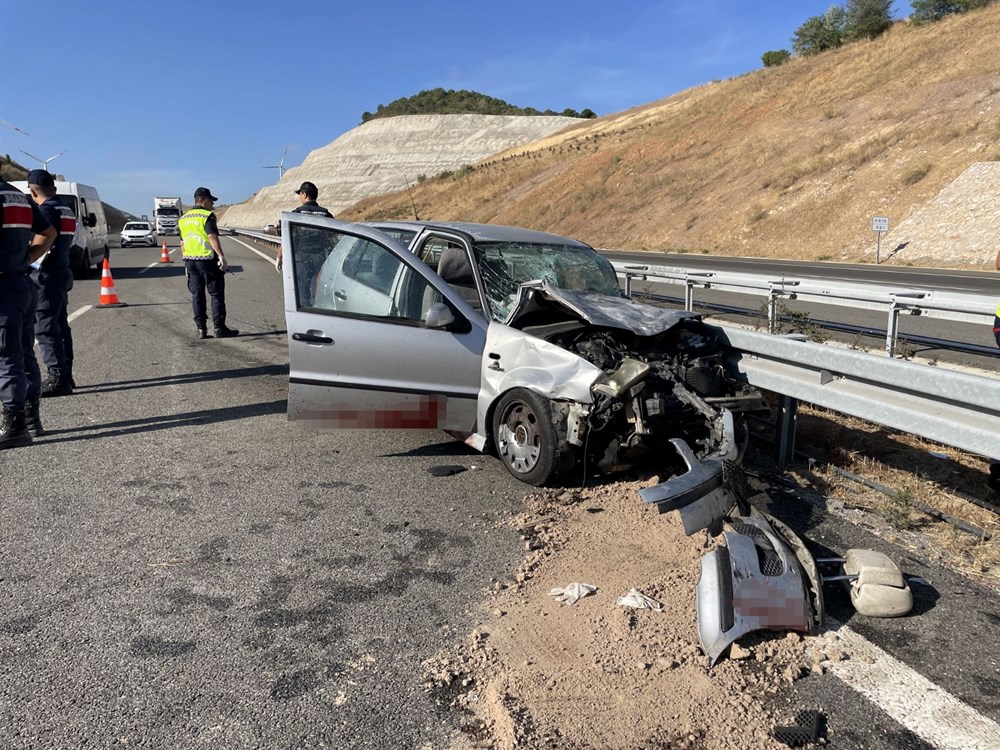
[294,181,318,196]
[194,186,218,202]
[27,169,56,188]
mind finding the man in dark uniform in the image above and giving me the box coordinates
[178,187,238,339]
[0,179,56,449]
[274,181,333,272]
[27,169,77,398]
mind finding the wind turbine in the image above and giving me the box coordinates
[263,146,288,181]
[20,149,68,170]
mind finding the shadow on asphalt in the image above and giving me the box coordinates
[38,399,288,444]
[109,264,245,280]
[72,364,289,394]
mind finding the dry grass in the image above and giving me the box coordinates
[343,5,1000,267]
[788,406,1000,587]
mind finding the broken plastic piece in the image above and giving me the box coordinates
[843,548,913,617]
[696,513,814,666]
[773,710,825,747]
[616,588,663,611]
[548,582,597,605]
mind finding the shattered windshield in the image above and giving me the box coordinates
[473,241,622,321]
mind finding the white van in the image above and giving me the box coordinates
[10,180,109,279]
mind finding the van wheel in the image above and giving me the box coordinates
[493,388,573,486]
[75,248,91,279]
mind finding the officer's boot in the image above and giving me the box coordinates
[24,400,44,437]
[214,320,239,338]
[40,373,72,398]
[0,406,33,450]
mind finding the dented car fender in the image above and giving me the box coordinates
[475,322,602,448]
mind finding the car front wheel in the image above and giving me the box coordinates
[493,388,573,486]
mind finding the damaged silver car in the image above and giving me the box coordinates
[279,217,765,489]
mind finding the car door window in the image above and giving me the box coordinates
[290,223,438,324]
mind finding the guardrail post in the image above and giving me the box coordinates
[624,273,633,297]
[776,394,798,470]
[767,290,780,335]
[684,280,694,311]
[886,302,901,357]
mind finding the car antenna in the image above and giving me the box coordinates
[403,175,420,220]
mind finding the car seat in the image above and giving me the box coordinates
[437,246,482,311]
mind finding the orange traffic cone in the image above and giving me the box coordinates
[97,258,126,307]
[160,241,172,263]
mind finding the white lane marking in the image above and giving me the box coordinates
[225,235,278,263]
[67,305,91,322]
[139,248,173,274]
[815,618,1000,749]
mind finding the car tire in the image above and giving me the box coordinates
[493,388,573,486]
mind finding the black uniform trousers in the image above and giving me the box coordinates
[0,273,41,408]
[32,268,73,383]
[185,258,227,328]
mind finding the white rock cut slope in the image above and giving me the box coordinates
[221,114,581,228]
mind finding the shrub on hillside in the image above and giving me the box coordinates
[792,7,846,55]
[911,0,993,23]
[762,49,792,66]
[843,0,893,40]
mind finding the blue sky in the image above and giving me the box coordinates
[2,0,912,217]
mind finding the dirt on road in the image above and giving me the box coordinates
[425,479,844,749]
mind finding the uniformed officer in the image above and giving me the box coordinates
[26,169,77,398]
[274,181,333,272]
[178,187,238,339]
[0,178,56,449]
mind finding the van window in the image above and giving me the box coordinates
[56,194,78,215]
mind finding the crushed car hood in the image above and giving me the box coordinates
[505,281,697,336]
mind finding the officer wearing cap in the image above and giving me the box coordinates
[26,169,77,397]
[274,181,333,272]
[178,187,238,339]
[0,177,56,449]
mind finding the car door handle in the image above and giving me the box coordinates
[292,332,334,344]
[334,291,347,300]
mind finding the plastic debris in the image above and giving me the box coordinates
[773,710,825,747]
[616,588,663,611]
[548,583,597,605]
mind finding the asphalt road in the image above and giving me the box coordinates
[2,238,998,749]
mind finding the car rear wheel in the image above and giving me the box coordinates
[493,388,573,486]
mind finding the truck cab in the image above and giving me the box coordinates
[153,197,182,237]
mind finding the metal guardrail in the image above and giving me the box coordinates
[230,227,280,245]
[613,261,997,357]
[715,324,1000,463]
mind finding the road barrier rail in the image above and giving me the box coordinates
[613,261,997,357]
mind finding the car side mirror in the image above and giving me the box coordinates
[86,212,97,228]
[424,302,456,329]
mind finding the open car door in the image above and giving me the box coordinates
[281,213,487,431]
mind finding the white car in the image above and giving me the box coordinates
[280,217,766,488]
[121,221,157,248]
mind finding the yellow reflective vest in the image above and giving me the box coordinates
[179,208,216,259]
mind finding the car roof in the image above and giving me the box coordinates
[367,220,592,249]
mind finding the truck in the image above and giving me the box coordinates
[153,197,182,236]
[10,179,109,279]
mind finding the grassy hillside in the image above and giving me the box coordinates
[343,7,1000,266]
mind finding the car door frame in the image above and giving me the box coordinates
[281,212,489,434]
